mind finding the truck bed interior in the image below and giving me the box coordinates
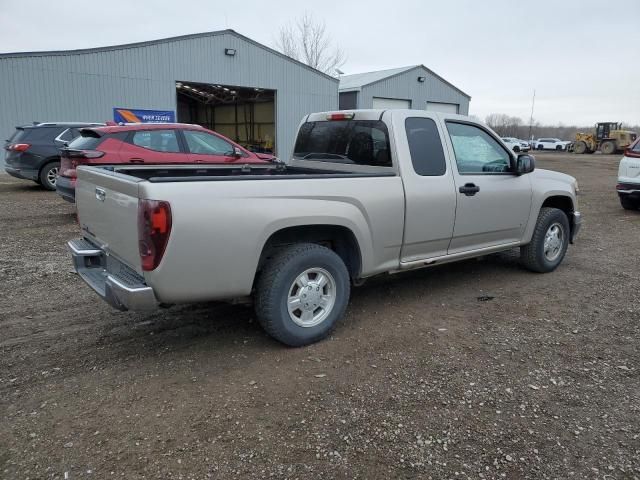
[107,164,395,182]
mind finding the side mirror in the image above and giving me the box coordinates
[515,154,535,175]
[233,146,243,158]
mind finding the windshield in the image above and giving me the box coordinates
[293,120,392,167]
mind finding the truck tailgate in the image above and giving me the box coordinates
[75,167,143,273]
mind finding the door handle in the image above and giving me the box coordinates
[129,158,144,163]
[459,183,480,196]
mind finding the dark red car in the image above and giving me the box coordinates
[56,123,275,202]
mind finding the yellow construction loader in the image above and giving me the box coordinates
[572,122,637,154]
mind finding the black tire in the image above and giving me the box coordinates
[573,141,587,154]
[620,195,638,210]
[537,144,544,150]
[39,161,60,191]
[556,145,563,151]
[513,146,521,153]
[254,243,350,347]
[600,141,616,155]
[520,207,570,273]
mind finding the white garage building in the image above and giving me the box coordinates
[338,65,470,114]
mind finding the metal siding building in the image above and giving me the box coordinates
[339,65,470,114]
[0,30,338,166]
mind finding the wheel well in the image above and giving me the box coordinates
[258,225,362,280]
[542,195,574,217]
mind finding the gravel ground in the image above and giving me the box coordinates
[0,152,639,479]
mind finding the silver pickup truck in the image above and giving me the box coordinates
[69,110,581,346]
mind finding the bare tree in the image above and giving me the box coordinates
[485,113,524,138]
[275,13,346,76]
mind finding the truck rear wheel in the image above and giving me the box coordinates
[255,243,350,347]
[520,207,570,273]
[600,141,616,155]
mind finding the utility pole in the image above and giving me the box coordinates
[527,89,536,142]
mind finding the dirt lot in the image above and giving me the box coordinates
[1,152,638,479]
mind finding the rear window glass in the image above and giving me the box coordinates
[293,120,392,167]
[16,127,61,143]
[7,128,27,143]
[68,131,105,150]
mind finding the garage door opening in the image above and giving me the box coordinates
[176,81,276,154]
[372,97,411,109]
[426,102,459,114]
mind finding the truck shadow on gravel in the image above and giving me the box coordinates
[94,251,525,357]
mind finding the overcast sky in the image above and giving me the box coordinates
[1,0,638,126]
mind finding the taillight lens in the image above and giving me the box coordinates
[138,199,172,271]
[8,143,31,152]
[59,150,104,178]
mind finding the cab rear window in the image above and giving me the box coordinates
[293,120,392,167]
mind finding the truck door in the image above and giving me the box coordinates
[399,115,457,262]
[443,121,532,254]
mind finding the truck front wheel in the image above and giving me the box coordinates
[520,207,570,273]
[255,243,350,347]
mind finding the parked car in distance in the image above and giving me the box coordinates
[68,110,582,347]
[501,137,530,153]
[4,122,104,190]
[534,138,571,151]
[617,136,640,210]
[56,123,275,203]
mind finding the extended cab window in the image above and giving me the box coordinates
[131,130,180,153]
[184,130,235,156]
[446,122,511,174]
[293,120,392,167]
[405,117,446,176]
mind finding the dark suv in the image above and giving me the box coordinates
[4,122,104,190]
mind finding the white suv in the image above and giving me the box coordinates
[535,138,571,151]
[617,137,640,210]
[502,137,530,152]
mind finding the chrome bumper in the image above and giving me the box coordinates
[571,211,582,243]
[68,238,158,311]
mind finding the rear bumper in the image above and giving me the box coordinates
[56,175,76,203]
[616,182,640,196]
[68,238,158,311]
[5,166,39,181]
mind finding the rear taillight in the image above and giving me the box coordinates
[60,150,105,177]
[138,199,172,271]
[8,143,31,152]
[61,149,105,159]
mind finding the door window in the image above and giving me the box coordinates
[184,130,234,155]
[131,130,180,153]
[405,117,446,176]
[446,122,511,174]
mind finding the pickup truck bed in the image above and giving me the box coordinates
[106,163,395,183]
